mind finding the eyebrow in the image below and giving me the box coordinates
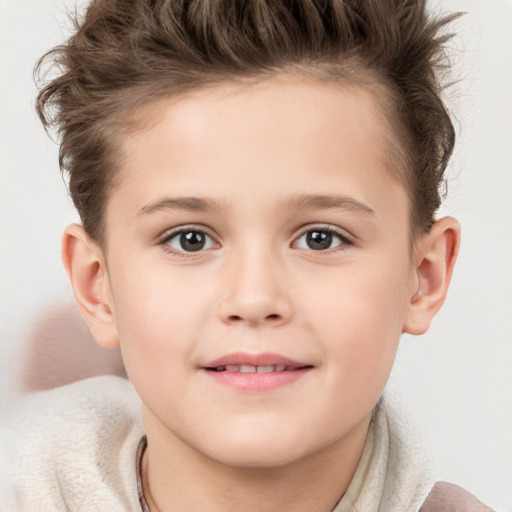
[137,197,226,217]
[137,194,375,217]
[287,194,376,216]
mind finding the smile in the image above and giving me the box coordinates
[210,365,301,373]
[202,352,313,391]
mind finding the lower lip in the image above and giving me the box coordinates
[203,368,311,392]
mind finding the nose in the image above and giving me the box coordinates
[217,244,293,327]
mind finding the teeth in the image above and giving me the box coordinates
[256,365,274,373]
[240,365,257,373]
[215,365,293,373]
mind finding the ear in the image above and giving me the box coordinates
[403,217,461,335]
[61,224,120,349]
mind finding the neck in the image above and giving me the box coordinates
[141,413,371,512]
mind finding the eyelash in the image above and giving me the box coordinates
[293,225,353,253]
[157,224,354,257]
[158,225,219,257]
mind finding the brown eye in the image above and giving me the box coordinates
[294,228,347,251]
[306,231,333,250]
[181,231,206,251]
[165,230,215,252]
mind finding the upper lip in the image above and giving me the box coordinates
[202,352,310,369]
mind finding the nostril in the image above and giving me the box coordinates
[226,313,281,324]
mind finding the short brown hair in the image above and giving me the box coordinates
[36,0,459,243]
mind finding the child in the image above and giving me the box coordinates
[0,0,494,510]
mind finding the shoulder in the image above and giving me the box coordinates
[420,482,495,512]
[2,375,141,446]
[0,376,144,511]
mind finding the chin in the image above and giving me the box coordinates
[212,449,303,470]
[200,429,316,470]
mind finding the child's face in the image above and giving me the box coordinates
[102,76,417,467]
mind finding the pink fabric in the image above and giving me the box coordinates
[22,302,125,391]
[420,482,494,512]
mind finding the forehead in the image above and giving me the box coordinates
[126,75,396,160]
[107,76,407,229]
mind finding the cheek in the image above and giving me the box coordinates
[112,279,210,420]
[110,264,214,375]
[301,255,410,390]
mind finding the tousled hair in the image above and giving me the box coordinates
[36,0,459,243]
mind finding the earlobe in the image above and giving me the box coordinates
[403,217,460,335]
[62,224,120,349]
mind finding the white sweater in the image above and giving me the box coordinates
[0,376,436,511]
[0,376,144,511]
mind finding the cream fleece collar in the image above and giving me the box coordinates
[1,378,434,512]
[334,396,436,512]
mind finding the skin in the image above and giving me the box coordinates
[63,75,460,512]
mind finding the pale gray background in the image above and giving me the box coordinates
[1,1,511,509]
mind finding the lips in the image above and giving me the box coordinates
[203,352,310,369]
[211,364,294,373]
[202,352,313,391]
